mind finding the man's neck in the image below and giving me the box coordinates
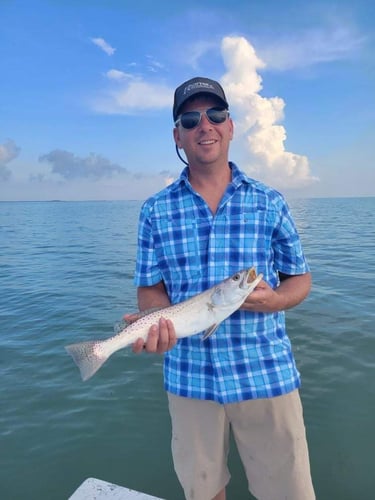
[188,162,232,214]
[188,160,231,185]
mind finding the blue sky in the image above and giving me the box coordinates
[0,0,374,201]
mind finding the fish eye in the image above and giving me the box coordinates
[233,273,241,281]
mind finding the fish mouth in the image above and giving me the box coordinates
[246,267,258,284]
[239,267,258,288]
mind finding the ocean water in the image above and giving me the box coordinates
[0,197,374,500]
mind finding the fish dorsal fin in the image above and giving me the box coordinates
[202,324,219,341]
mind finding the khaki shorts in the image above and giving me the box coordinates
[168,390,315,500]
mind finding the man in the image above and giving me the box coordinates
[131,77,315,500]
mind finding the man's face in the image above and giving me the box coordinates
[173,95,233,168]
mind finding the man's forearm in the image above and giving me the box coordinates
[275,272,312,310]
[137,281,171,311]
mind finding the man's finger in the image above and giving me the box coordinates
[145,324,159,352]
[132,337,146,354]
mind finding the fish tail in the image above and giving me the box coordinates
[65,340,110,381]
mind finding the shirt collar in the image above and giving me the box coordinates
[177,162,252,190]
[229,162,252,188]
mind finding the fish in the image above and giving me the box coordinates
[65,267,263,381]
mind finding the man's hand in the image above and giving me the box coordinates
[132,317,177,354]
[241,279,283,313]
[241,273,312,313]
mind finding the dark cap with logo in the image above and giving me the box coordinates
[173,77,229,121]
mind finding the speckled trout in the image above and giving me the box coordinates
[65,267,263,381]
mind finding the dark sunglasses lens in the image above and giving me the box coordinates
[206,108,227,124]
[180,112,200,129]
[179,108,228,129]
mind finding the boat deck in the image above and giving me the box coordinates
[69,477,164,500]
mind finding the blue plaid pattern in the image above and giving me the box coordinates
[134,163,309,403]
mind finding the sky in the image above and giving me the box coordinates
[0,0,374,201]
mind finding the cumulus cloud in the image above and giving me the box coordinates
[91,37,116,56]
[0,139,21,181]
[39,150,128,180]
[221,36,318,189]
[92,77,172,114]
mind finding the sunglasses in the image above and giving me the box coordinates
[175,107,229,130]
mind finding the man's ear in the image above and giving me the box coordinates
[229,117,234,141]
[173,127,182,148]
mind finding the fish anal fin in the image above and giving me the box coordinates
[202,324,219,341]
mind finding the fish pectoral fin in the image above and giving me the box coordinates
[202,324,219,341]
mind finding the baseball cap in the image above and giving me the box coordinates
[173,77,229,121]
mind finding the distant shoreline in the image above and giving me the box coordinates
[1,196,375,203]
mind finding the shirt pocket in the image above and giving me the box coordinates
[152,216,200,282]
[227,211,272,270]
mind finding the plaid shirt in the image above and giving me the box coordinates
[134,163,309,403]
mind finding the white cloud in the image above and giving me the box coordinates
[106,69,133,81]
[92,78,172,114]
[0,139,21,181]
[257,25,366,71]
[91,37,116,56]
[221,36,318,189]
[0,139,20,164]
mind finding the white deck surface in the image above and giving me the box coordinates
[69,477,164,500]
